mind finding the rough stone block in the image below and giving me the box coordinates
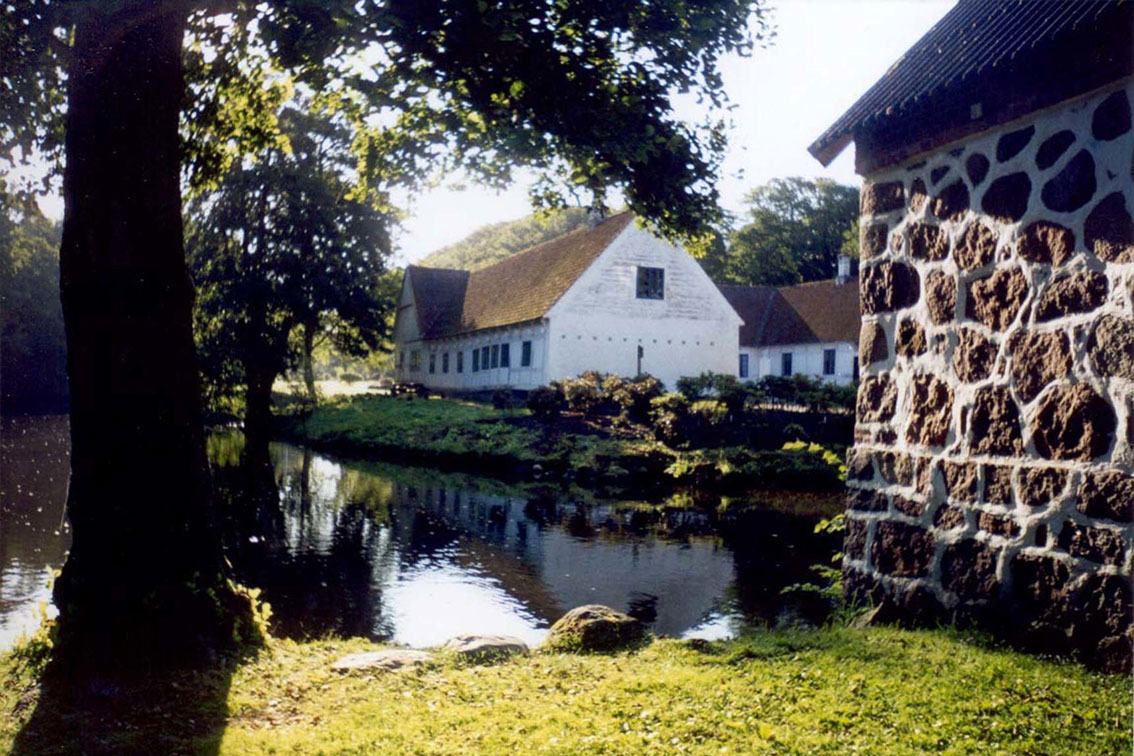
[847,487,888,512]
[966,152,989,186]
[908,178,928,214]
[1087,314,1134,380]
[1041,150,1096,213]
[1076,470,1134,522]
[977,511,1019,538]
[905,374,954,447]
[970,386,1024,456]
[981,172,1032,223]
[1016,221,1074,266]
[1035,271,1108,322]
[861,222,889,260]
[895,318,927,357]
[953,327,995,383]
[943,460,978,501]
[926,271,957,324]
[955,222,997,270]
[857,373,897,423]
[931,180,969,221]
[968,266,1028,331]
[1035,130,1075,170]
[859,322,888,367]
[846,448,874,481]
[894,496,924,517]
[861,262,921,314]
[862,180,905,215]
[934,503,967,530]
[907,223,948,260]
[1010,553,1070,614]
[983,465,1014,506]
[845,517,868,560]
[1008,330,1071,402]
[942,539,999,600]
[996,125,1034,162]
[1084,192,1134,263]
[1032,383,1116,461]
[1059,522,1125,566]
[1019,466,1067,508]
[871,521,935,578]
[877,451,913,486]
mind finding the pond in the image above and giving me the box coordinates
[1,416,840,650]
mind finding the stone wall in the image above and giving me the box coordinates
[847,80,1133,672]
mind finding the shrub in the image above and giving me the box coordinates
[676,373,713,401]
[340,372,362,383]
[527,384,565,419]
[649,392,690,446]
[609,373,664,423]
[563,377,601,417]
[690,399,728,426]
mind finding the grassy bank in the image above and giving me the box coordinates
[3,627,1127,755]
[276,394,846,496]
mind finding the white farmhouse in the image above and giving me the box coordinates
[393,213,743,392]
[719,264,860,386]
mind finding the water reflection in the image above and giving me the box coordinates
[0,423,837,651]
[0,415,71,648]
[216,439,837,647]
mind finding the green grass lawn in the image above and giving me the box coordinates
[3,627,1127,755]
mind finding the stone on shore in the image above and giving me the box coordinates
[330,649,434,672]
[545,605,645,652]
[442,634,530,661]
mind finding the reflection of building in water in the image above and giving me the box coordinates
[391,480,737,637]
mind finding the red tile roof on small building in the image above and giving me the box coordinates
[405,212,634,339]
[810,0,1134,167]
[720,278,860,348]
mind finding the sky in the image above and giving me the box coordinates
[33,0,955,265]
[391,0,955,264]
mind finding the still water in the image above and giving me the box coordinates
[1,418,838,650]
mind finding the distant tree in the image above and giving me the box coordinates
[420,208,592,270]
[723,177,858,286]
[189,106,394,438]
[0,191,66,414]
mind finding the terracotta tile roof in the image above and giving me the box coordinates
[809,0,1134,165]
[407,212,634,339]
[721,278,860,347]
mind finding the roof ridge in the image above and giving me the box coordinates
[466,211,634,280]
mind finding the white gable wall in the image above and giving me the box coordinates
[400,322,549,391]
[545,223,742,391]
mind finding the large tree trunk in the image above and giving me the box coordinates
[54,1,254,672]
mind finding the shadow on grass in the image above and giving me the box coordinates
[11,652,240,756]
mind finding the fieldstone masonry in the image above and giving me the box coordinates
[848,82,1134,672]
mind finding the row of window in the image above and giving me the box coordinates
[399,340,534,374]
[738,348,838,379]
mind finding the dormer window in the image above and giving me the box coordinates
[636,266,664,299]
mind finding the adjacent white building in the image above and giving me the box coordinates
[393,213,744,392]
[719,267,861,386]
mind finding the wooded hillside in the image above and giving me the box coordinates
[418,208,590,270]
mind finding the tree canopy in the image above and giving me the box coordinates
[716,177,858,287]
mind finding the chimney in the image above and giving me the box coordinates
[836,254,851,285]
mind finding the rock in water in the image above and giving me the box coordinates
[545,605,645,652]
[330,649,434,672]
[442,634,529,661]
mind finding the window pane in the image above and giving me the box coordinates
[501,343,510,367]
[739,353,749,378]
[442,352,449,373]
[781,352,792,376]
[473,349,479,372]
[636,266,664,299]
[823,348,836,375]
[457,351,464,373]
[429,353,436,374]
[481,346,489,368]
[490,344,499,368]
[521,340,532,367]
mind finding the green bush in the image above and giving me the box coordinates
[690,399,728,426]
[527,384,565,419]
[563,377,601,417]
[649,392,691,446]
[492,388,514,410]
[609,373,664,423]
[675,373,713,401]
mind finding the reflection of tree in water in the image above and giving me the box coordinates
[216,445,395,641]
